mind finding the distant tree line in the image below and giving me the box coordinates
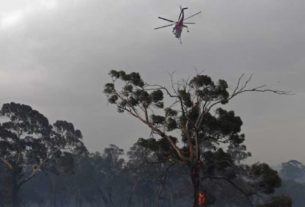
[2,143,304,207]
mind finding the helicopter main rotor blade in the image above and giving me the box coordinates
[158,17,175,23]
[184,11,202,20]
[184,22,195,24]
[154,24,174,30]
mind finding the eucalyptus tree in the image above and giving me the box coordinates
[104,70,288,207]
[0,102,87,207]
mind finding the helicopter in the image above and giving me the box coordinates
[154,6,201,43]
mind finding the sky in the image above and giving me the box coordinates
[0,0,304,165]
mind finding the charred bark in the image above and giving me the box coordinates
[191,161,206,207]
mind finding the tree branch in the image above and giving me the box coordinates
[0,158,13,170]
[204,75,289,118]
[17,166,41,188]
[145,84,178,98]
[123,107,187,162]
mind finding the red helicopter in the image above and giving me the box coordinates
[154,6,201,43]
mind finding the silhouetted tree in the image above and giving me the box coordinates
[94,145,126,207]
[104,70,287,207]
[0,102,87,207]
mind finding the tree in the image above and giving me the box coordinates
[280,160,305,182]
[104,70,287,207]
[92,145,126,207]
[0,102,87,207]
[126,142,188,207]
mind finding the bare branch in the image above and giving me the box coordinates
[17,167,40,188]
[194,74,289,135]
[0,158,13,170]
[230,86,289,100]
[145,84,178,98]
[145,83,188,118]
[169,71,178,95]
[233,74,245,94]
[241,74,253,91]
[168,100,180,109]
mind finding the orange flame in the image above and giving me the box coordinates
[197,192,206,206]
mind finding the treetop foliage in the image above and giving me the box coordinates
[0,102,87,189]
[104,70,250,165]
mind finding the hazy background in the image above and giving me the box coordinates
[0,0,304,165]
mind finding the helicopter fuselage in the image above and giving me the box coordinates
[172,8,187,39]
[173,22,183,38]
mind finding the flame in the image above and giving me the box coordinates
[197,192,206,206]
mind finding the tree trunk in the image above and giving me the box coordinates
[191,162,206,207]
[0,166,19,207]
[49,175,58,207]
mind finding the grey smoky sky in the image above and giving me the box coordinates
[0,0,304,165]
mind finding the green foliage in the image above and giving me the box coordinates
[249,163,282,194]
[103,71,273,169]
[150,89,164,102]
[189,75,229,103]
[104,70,245,152]
[165,107,178,117]
[203,149,234,176]
[151,115,165,124]
[0,102,87,188]
[166,117,177,131]
[109,70,144,87]
[215,108,242,134]
[1,103,51,136]
[178,89,193,107]
[104,83,115,94]
[137,137,178,161]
